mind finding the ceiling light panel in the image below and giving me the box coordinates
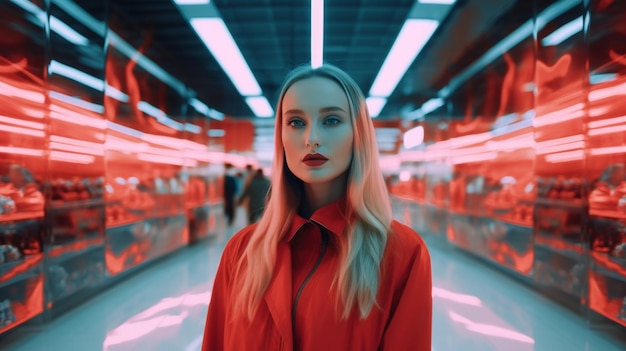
[191,17,263,96]
[369,19,439,97]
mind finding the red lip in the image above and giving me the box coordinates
[302,153,328,161]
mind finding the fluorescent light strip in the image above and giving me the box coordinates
[191,18,262,96]
[0,123,45,137]
[50,150,95,164]
[366,97,387,117]
[0,115,45,129]
[311,0,324,68]
[0,146,45,156]
[137,101,184,131]
[369,19,439,97]
[49,16,89,45]
[49,60,104,91]
[245,96,274,117]
[184,123,202,134]
[174,0,210,4]
[419,0,456,4]
[403,126,424,149]
[541,17,583,46]
[50,91,105,114]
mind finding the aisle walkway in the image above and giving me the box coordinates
[2,208,625,350]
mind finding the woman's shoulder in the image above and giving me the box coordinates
[386,220,430,258]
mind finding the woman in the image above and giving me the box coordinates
[202,64,432,350]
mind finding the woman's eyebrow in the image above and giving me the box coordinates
[284,107,346,115]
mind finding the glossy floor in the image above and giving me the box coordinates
[2,211,625,350]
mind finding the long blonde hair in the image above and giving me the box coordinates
[233,64,392,320]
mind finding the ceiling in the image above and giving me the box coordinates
[110,0,525,120]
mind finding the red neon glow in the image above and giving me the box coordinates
[588,124,626,136]
[533,104,584,127]
[588,115,626,128]
[535,141,584,155]
[49,104,107,129]
[0,146,44,156]
[0,123,45,137]
[50,142,104,156]
[589,80,626,101]
[544,150,584,163]
[589,146,626,155]
[49,150,95,164]
[0,81,45,104]
[0,114,45,129]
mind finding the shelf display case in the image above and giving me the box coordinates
[0,0,47,333]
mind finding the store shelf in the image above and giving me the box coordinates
[533,198,584,209]
[46,236,105,264]
[47,199,105,211]
[590,252,626,282]
[0,255,42,289]
[0,211,44,222]
[534,241,584,261]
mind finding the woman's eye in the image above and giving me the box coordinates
[288,119,305,127]
[324,117,341,125]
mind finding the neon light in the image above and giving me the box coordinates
[0,146,44,156]
[535,141,584,155]
[403,126,424,149]
[108,122,143,138]
[105,85,129,102]
[49,60,104,91]
[49,16,89,45]
[245,96,274,118]
[137,101,184,131]
[50,150,95,164]
[0,81,45,104]
[0,123,45,137]
[49,104,107,129]
[588,116,626,129]
[541,17,582,46]
[545,150,584,162]
[419,0,456,3]
[50,91,105,114]
[589,81,626,101]
[50,141,104,156]
[311,0,324,68]
[449,152,498,165]
[590,146,626,156]
[174,0,210,4]
[184,123,202,134]
[190,18,262,96]
[207,129,225,137]
[0,115,44,129]
[369,19,439,97]
[588,124,626,136]
[366,97,387,118]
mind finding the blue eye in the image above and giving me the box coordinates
[288,119,305,127]
[324,117,341,125]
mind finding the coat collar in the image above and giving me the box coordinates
[285,196,349,241]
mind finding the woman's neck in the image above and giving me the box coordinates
[301,175,347,217]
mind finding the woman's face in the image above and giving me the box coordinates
[281,76,354,187]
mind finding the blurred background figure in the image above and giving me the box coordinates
[223,163,238,227]
[238,168,270,224]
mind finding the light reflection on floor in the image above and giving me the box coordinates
[2,210,625,351]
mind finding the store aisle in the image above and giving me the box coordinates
[2,219,626,350]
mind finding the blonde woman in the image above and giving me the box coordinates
[202,64,432,351]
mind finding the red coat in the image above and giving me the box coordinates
[202,199,432,350]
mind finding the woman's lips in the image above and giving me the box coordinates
[302,153,328,166]
[303,159,328,167]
